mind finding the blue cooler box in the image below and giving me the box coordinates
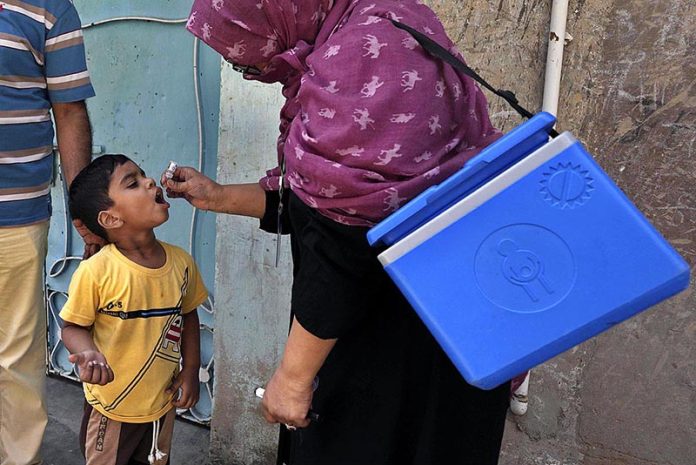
[367,112,690,390]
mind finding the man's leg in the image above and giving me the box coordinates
[0,222,49,465]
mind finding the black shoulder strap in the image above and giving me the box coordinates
[391,20,559,138]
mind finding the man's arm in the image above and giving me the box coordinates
[54,101,105,257]
[52,100,92,187]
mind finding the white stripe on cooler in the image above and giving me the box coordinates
[46,70,90,85]
[45,29,83,46]
[0,186,51,203]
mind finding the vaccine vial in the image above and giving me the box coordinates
[165,161,178,180]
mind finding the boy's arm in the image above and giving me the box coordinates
[167,310,201,409]
[62,322,114,385]
[180,310,201,375]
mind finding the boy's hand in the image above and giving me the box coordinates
[69,351,114,385]
[166,367,199,410]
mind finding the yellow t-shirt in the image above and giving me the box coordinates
[60,241,208,423]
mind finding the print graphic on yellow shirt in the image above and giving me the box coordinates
[60,242,208,423]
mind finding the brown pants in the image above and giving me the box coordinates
[79,403,175,465]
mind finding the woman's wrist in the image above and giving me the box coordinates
[277,358,316,390]
[277,317,337,389]
[206,181,225,212]
[210,183,267,218]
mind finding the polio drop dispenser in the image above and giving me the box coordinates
[367,112,690,390]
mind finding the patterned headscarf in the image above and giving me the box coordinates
[188,0,501,226]
[186,0,333,75]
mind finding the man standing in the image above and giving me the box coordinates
[0,1,96,463]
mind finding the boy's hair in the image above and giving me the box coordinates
[69,154,132,241]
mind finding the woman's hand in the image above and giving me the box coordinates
[261,365,314,430]
[160,166,222,211]
[162,167,267,218]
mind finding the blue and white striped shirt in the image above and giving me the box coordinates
[0,0,95,226]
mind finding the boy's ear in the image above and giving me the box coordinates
[97,210,123,232]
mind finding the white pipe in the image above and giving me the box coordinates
[509,374,530,415]
[511,0,569,416]
[542,0,570,116]
[190,37,203,256]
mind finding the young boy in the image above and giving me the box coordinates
[60,154,207,465]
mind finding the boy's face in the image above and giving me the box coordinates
[105,161,170,234]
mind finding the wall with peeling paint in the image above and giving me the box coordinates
[211,1,695,463]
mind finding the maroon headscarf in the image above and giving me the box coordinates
[188,0,501,226]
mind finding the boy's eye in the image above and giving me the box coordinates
[127,181,137,188]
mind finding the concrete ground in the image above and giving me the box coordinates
[41,375,211,465]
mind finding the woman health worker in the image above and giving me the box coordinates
[167,0,511,463]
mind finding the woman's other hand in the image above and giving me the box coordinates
[161,166,221,211]
[259,317,335,429]
[261,365,314,430]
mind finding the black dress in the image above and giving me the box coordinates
[262,191,510,465]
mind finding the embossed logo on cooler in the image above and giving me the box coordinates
[475,224,577,313]
[540,162,594,209]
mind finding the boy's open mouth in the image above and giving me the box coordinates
[155,188,167,205]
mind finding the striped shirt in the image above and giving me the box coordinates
[0,0,95,226]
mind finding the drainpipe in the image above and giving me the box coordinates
[542,0,570,117]
[510,0,570,416]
